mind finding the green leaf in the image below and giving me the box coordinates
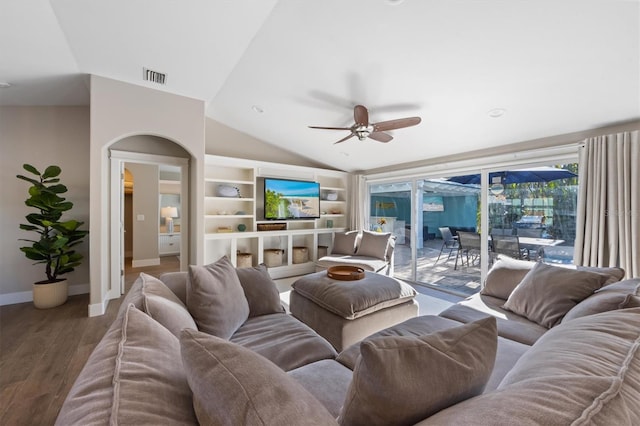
[19,224,39,231]
[47,184,68,194]
[23,164,40,175]
[17,175,41,186]
[42,165,62,179]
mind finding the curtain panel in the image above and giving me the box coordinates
[349,174,365,231]
[575,130,639,278]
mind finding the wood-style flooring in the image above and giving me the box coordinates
[0,256,179,426]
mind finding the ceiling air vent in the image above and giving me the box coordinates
[143,68,167,85]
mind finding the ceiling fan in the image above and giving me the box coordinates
[309,104,421,144]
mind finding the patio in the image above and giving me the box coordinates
[393,238,482,297]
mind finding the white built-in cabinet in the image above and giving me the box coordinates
[204,155,350,279]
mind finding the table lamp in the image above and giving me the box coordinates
[161,206,178,234]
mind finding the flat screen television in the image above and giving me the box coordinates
[264,178,320,220]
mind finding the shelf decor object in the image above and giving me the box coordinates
[217,184,241,198]
[257,223,287,231]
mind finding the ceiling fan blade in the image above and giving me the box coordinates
[353,105,369,126]
[308,125,353,130]
[368,132,393,143]
[373,116,421,132]
[334,133,356,144]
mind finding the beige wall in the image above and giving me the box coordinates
[0,106,90,302]
[205,117,331,169]
[126,163,160,263]
[90,75,205,316]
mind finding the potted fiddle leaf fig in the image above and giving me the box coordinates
[17,164,89,309]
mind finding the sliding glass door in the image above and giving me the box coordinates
[366,161,578,296]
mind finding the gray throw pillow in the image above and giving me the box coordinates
[139,272,198,338]
[235,264,285,317]
[180,329,338,426]
[503,262,610,328]
[187,256,250,340]
[562,292,640,323]
[481,256,536,300]
[112,304,196,424]
[339,317,498,426]
[332,231,358,255]
[356,230,391,260]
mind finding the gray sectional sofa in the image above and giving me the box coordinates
[56,255,640,425]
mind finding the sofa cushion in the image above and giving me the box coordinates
[562,292,640,323]
[288,360,354,418]
[339,317,497,426]
[235,263,285,317]
[420,308,640,426]
[355,230,391,260]
[230,313,337,371]
[480,256,535,299]
[139,272,197,338]
[440,294,547,345]
[55,304,197,426]
[179,329,338,426]
[502,262,610,328]
[293,271,416,320]
[159,271,189,304]
[187,256,250,339]
[336,315,465,370]
[332,231,358,255]
[595,277,640,295]
[111,304,196,424]
[577,265,625,284]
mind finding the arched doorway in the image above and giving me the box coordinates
[108,135,190,298]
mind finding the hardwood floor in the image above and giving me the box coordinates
[0,256,179,426]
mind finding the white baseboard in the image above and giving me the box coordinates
[131,258,160,268]
[0,283,89,307]
[88,299,108,317]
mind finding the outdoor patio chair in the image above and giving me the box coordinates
[491,234,530,260]
[490,227,514,236]
[455,231,481,269]
[435,227,459,265]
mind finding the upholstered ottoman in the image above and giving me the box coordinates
[290,271,419,351]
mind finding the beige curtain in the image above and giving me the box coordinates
[574,130,639,278]
[349,174,365,231]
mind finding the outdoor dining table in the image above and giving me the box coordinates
[517,237,565,259]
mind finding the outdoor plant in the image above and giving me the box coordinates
[17,164,89,283]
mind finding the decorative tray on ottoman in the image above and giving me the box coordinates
[327,265,365,281]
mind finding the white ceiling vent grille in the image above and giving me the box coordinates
[143,68,167,85]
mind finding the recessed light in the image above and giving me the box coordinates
[487,108,506,118]
[251,105,264,114]
[386,0,405,5]
[0,82,11,89]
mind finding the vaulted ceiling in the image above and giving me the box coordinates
[1,0,638,172]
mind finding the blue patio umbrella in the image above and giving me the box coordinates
[446,166,576,185]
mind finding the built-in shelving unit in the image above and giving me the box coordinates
[203,155,350,278]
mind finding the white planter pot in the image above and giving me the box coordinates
[33,279,68,309]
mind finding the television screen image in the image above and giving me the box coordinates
[264,178,320,220]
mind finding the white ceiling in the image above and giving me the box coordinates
[1,0,638,172]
